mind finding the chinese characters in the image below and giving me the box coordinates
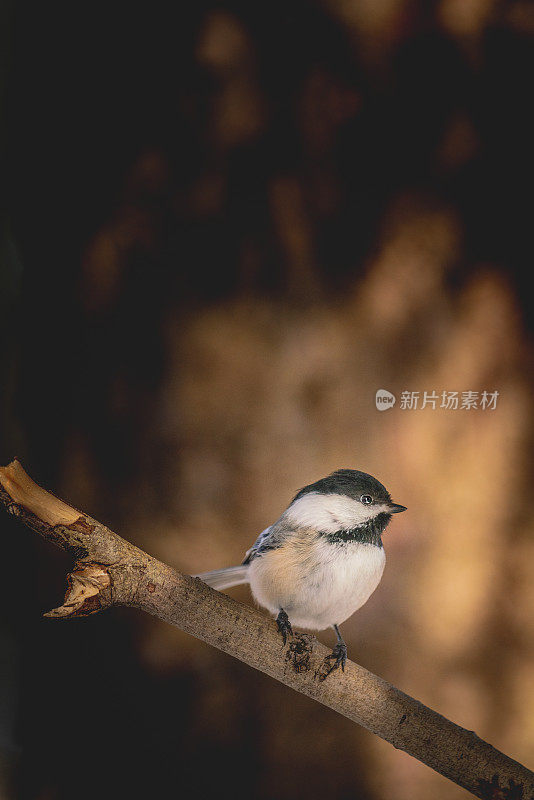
[398,390,499,410]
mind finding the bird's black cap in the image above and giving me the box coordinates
[292,469,392,504]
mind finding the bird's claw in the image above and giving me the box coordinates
[323,642,347,676]
[276,609,293,645]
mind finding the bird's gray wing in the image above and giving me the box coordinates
[242,519,289,564]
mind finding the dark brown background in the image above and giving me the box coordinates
[1,1,533,798]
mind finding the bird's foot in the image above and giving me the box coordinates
[276,609,293,645]
[319,642,347,680]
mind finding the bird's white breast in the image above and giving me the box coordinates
[249,536,386,631]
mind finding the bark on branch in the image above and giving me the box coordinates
[1,459,532,800]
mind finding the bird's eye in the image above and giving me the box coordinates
[360,495,373,504]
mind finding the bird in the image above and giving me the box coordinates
[195,469,406,676]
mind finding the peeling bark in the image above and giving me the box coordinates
[43,565,111,618]
[1,460,533,800]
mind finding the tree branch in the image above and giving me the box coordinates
[1,459,532,800]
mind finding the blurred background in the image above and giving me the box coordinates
[1,1,534,798]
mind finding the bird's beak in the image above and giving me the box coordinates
[387,502,407,513]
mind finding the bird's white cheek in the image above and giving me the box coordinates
[286,492,378,531]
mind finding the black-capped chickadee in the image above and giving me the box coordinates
[195,469,406,676]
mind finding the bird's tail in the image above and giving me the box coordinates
[194,565,249,591]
